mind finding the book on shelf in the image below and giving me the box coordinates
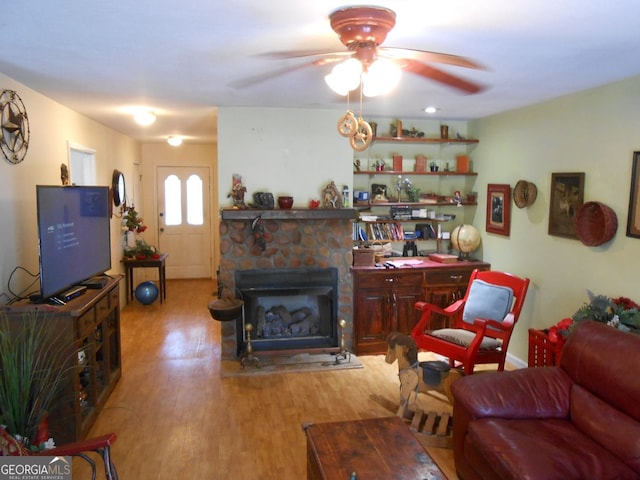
[365,222,404,241]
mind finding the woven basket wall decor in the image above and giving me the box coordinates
[573,201,618,246]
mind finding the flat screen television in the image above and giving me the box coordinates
[36,185,112,300]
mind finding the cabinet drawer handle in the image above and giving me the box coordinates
[450,275,463,281]
[385,278,395,283]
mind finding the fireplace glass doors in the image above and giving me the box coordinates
[235,268,339,355]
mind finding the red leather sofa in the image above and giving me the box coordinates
[451,321,640,480]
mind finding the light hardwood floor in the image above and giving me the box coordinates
[75,278,460,479]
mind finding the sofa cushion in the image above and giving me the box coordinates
[571,384,640,473]
[467,418,639,480]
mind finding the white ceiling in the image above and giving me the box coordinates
[2,1,640,144]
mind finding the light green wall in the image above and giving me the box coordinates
[470,74,640,363]
[217,107,353,208]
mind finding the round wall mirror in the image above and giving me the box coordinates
[112,169,126,207]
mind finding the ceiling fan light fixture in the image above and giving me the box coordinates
[362,58,401,97]
[325,58,362,95]
[424,106,438,114]
[133,110,156,126]
[167,136,183,147]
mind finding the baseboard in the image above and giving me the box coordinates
[431,352,528,371]
[506,352,527,370]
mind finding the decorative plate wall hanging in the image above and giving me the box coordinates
[0,90,30,164]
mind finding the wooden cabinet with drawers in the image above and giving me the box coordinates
[1,275,122,444]
[352,261,489,354]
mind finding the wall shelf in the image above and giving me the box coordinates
[355,170,477,176]
[372,136,479,145]
[355,201,477,207]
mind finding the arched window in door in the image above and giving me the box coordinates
[164,173,204,226]
[186,175,204,225]
[164,175,182,226]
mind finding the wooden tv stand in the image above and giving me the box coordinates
[1,275,123,444]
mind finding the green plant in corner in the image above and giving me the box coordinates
[0,309,72,449]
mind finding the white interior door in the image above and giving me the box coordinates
[157,166,212,279]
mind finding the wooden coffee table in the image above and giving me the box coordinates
[303,416,446,480]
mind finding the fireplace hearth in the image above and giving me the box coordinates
[235,267,338,355]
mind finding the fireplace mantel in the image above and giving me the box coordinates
[221,208,356,221]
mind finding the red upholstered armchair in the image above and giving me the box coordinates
[411,269,530,374]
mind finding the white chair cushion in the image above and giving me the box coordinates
[431,328,502,350]
[462,279,514,325]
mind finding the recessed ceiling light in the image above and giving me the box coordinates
[424,106,438,114]
[167,136,182,147]
[133,110,156,126]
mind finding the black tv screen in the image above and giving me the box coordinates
[36,185,112,299]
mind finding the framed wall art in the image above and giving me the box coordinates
[626,151,640,238]
[486,184,511,236]
[548,172,585,238]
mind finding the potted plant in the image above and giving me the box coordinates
[0,309,71,451]
[122,204,147,249]
[572,290,640,333]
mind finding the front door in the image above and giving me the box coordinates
[156,166,212,279]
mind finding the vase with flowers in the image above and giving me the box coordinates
[123,205,146,252]
[123,205,147,234]
[122,205,161,259]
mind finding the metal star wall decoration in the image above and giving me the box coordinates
[1,90,30,164]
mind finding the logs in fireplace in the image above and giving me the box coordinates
[235,267,339,355]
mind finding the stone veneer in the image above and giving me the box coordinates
[218,209,355,360]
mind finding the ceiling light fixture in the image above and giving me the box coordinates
[133,110,156,126]
[167,136,182,147]
[325,58,401,97]
[424,106,438,114]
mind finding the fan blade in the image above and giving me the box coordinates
[401,59,485,94]
[380,47,484,70]
[229,58,341,89]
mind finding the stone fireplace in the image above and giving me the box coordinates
[218,208,355,360]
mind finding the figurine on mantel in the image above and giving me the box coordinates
[322,181,343,208]
[228,174,247,208]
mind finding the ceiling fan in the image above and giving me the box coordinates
[234,5,485,95]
